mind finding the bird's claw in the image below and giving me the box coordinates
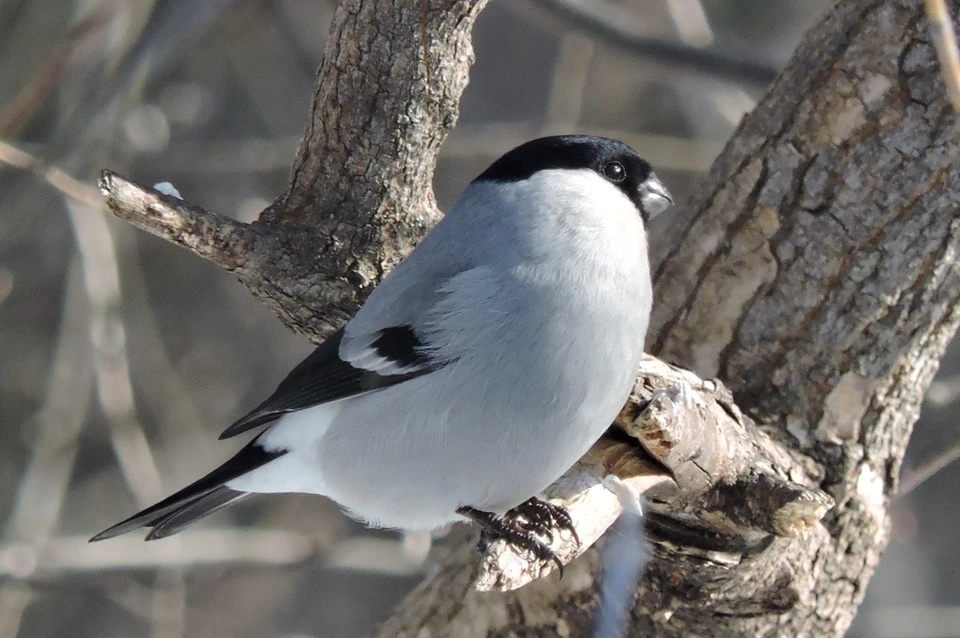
[459,498,580,577]
[512,497,580,549]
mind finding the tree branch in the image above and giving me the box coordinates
[98,0,960,635]
[99,171,255,271]
[529,0,779,86]
[102,0,489,338]
[0,138,103,208]
[926,0,960,111]
[248,0,490,337]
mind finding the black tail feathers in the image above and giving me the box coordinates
[90,441,285,542]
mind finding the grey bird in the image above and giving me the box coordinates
[91,135,673,566]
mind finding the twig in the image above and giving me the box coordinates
[65,192,192,638]
[895,377,960,495]
[0,8,111,137]
[659,0,755,133]
[0,584,31,638]
[0,138,104,207]
[0,132,189,638]
[66,198,165,507]
[899,439,960,496]
[0,530,316,575]
[529,0,778,86]
[6,265,93,541]
[110,252,212,442]
[99,171,255,271]
[664,0,714,47]
[926,0,960,112]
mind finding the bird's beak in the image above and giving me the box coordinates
[639,174,673,220]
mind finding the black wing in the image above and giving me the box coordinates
[219,326,437,440]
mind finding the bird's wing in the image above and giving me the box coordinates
[220,240,473,440]
[219,325,441,439]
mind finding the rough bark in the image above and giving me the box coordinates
[250,0,486,337]
[99,0,960,636]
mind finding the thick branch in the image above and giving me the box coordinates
[246,0,489,337]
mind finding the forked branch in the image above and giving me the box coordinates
[98,0,960,636]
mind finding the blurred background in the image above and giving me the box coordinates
[1,1,957,636]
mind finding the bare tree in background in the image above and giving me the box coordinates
[5,0,960,635]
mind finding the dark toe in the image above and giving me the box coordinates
[459,504,568,576]
[516,498,581,548]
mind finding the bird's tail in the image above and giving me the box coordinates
[90,439,286,542]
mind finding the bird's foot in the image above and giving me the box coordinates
[457,505,565,576]
[512,497,580,549]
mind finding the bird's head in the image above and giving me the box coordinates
[476,135,673,223]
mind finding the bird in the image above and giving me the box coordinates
[91,135,673,568]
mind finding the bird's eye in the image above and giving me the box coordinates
[603,161,626,182]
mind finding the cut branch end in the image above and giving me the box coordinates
[99,170,256,271]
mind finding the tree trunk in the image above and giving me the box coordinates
[100,0,960,635]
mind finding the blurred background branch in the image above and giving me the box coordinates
[0,139,103,207]
[528,0,779,86]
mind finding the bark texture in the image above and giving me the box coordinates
[99,0,960,636]
[250,0,488,336]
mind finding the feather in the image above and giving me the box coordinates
[89,441,284,541]
[219,326,438,440]
[145,487,246,540]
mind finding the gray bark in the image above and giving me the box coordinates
[100,0,960,635]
